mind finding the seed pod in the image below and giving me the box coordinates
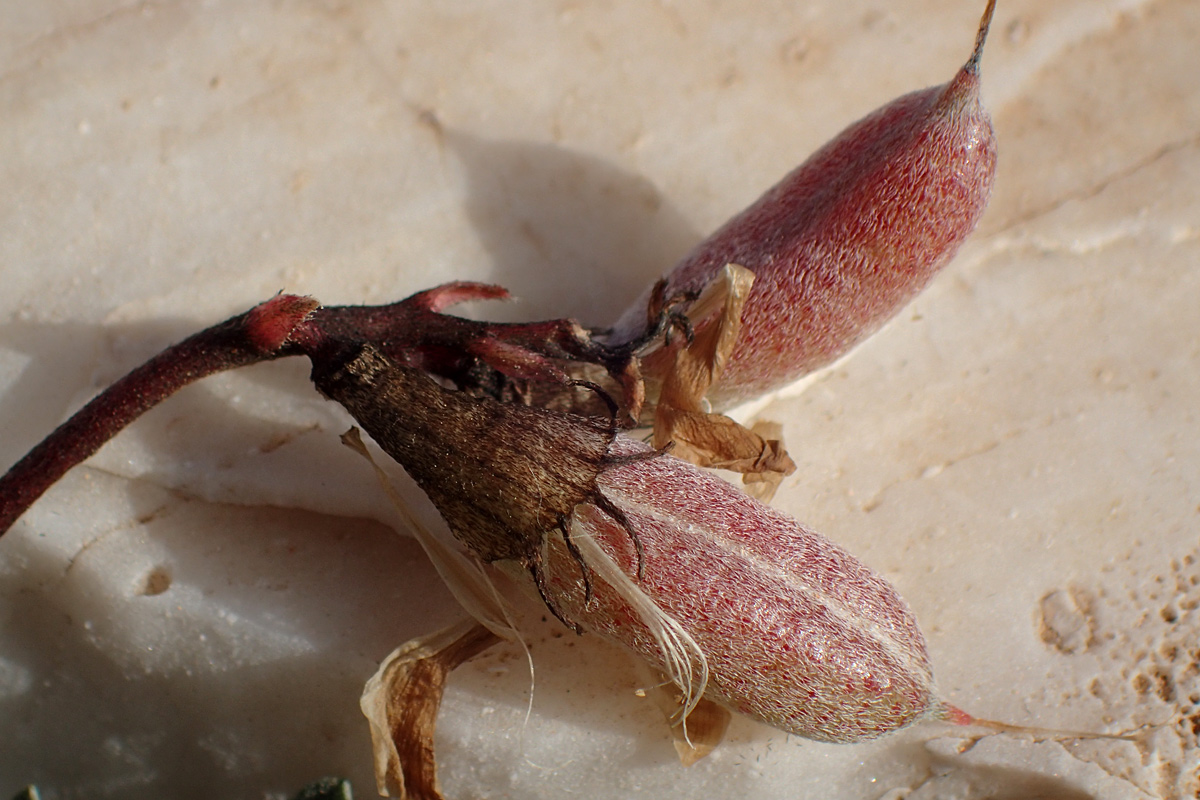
[611,0,998,410]
[545,436,943,741]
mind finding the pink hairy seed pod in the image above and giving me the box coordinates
[540,436,944,741]
[610,0,998,410]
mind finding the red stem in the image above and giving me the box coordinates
[0,295,319,535]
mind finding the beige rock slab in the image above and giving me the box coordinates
[1,1,1196,798]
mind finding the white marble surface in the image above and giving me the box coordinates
[2,1,1198,798]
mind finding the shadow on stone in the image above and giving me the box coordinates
[444,129,701,326]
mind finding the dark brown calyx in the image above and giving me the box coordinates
[310,341,634,631]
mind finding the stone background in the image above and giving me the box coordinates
[1,1,1197,798]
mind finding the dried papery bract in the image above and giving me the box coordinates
[360,620,502,799]
[610,0,1000,410]
[650,691,732,767]
[647,264,795,499]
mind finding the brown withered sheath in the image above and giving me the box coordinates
[309,340,639,629]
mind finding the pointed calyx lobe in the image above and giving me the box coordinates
[610,0,998,410]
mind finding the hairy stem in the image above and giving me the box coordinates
[0,295,319,534]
